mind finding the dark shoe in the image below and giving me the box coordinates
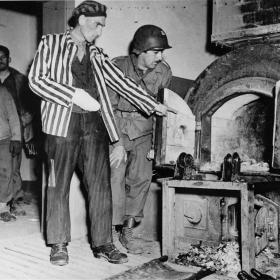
[50,243,69,266]
[93,243,128,264]
[237,271,256,280]
[8,199,26,216]
[10,203,26,216]
[251,268,276,280]
[0,211,16,222]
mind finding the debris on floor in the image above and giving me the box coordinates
[174,241,241,278]
[255,248,280,279]
[174,241,280,279]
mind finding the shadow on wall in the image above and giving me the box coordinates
[169,76,194,101]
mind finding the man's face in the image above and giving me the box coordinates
[0,50,10,72]
[138,49,164,71]
[79,15,106,43]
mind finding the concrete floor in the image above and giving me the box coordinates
[0,182,236,280]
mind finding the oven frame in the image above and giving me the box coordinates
[160,178,255,272]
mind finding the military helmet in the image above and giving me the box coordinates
[131,25,171,54]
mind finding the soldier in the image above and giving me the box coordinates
[109,25,173,254]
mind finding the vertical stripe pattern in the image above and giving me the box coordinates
[28,30,159,142]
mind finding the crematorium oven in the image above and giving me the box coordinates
[155,43,280,270]
[153,0,280,274]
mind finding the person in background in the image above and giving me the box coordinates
[0,86,22,222]
[0,45,37,216]
[109,25,172,254]
[28,0,169,266]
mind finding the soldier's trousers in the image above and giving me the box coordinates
[110,134,153,225]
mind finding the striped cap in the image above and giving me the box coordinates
[72,1,107,17]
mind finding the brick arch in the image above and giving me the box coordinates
[187,43,280,120]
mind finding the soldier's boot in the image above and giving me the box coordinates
[112,225,127,253]
[119,217,143,255]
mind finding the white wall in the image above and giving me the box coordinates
[76,0,218,80]
[0,0,218,84]
[0,8,38,75]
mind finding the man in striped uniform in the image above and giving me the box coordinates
[28,0,168,266]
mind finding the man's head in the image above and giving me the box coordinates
[0,45,11,72]
[68,0,107,43]
[131,25,171,71]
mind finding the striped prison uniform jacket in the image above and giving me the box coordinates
[28,30,159,143]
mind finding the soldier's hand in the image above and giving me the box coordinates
[110,145,127,168]
[9,141,22,157]
[73,88,100,111]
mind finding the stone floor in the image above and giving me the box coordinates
[0,182,197,280]
[0,181,239,280]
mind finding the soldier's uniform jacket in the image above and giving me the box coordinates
[110,54,172,140]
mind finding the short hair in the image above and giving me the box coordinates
[68,0,107,28]
[0,45,10,57]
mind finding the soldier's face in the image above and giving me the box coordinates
[138,49,164,70]
[0,51,10,72]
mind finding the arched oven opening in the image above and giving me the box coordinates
[187,43,280,173]
[200,92,274,172]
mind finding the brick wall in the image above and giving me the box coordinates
[241,0,280,26]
